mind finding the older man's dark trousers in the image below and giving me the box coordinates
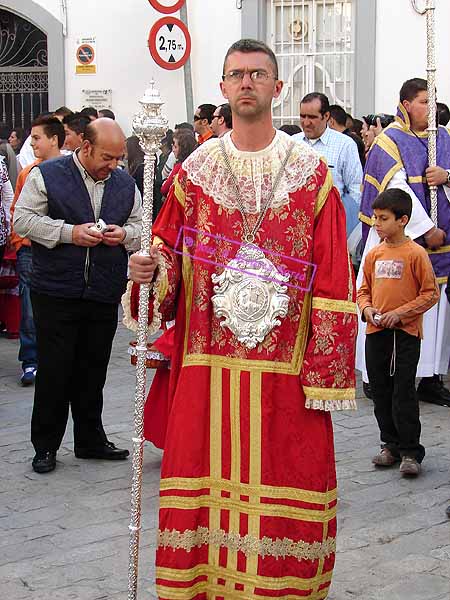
[365,328,425,463]
[30,292,118,453]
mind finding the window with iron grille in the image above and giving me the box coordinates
[267,0,354,126]
[0,9,49,131]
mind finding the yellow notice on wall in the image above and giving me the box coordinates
[76,64,96,75]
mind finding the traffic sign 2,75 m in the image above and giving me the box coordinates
[148,16,191,70]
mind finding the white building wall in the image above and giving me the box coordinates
[31,0,241,134]
[375,0,450,115]
[25,0,450,129]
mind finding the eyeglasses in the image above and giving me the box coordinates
[193,115,203,121]
[222,69,276,83]
[212,114,221,120]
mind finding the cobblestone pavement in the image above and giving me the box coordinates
[1,322,449,600]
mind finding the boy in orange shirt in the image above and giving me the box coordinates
[357,188,440,477]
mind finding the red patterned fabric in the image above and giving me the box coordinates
[137,152,356,599]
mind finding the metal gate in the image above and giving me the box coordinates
[267,0,354,126]
[0,9,48,131]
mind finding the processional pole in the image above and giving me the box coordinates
[127,81,168,600]
[411,0,438,225]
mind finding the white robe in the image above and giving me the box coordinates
[355,168,450,380]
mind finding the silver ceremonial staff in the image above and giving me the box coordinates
[128,81,168,600]
[412,0,438,225]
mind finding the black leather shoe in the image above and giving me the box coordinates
[74,441,129,460]
[417,376,450,407]
[32,451,57,473]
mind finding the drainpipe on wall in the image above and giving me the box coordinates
[179,1,194,122]
[60,0,68,36]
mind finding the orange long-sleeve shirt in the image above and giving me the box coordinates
[10,160,40,252]
[357,238,440,338]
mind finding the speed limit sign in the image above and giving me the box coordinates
[148,0,185,14]
[148,16,191,70]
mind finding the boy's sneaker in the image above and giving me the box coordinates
[399,456,421,477]
[372,447,399,466]
[21,367,37,387]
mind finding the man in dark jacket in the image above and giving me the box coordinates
[14,118,142,473]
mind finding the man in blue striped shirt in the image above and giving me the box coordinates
[293,93,362,249]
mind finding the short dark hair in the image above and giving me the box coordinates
[10,126,26,143]
[223,39,279,79]
[279,124,301,136]
[98,108,115,120]
[329,104,348,127]
[218,103,232,129]
[63,112,91,135]
[437,102,450,126]
[400,78,427,103]
[31,115,65,148]
[173,130,198,163]
[372,188,412,221]
[197,103,217,124]
[350,118,363,137]
[301,92,330,116]
[175,122,194,131]
[53,106,73,118]
[80,106,99,119]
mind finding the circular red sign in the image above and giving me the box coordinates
[76,44,95,65]
[148,16,191,71]
[148,0,185,14]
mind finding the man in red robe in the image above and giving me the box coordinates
[130,38,357,600]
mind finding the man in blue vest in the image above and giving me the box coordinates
[14,118,142,473]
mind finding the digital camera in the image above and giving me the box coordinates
[89,218,108,234]
[363,113,395,129]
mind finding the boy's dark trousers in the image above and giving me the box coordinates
[365,328,425,463]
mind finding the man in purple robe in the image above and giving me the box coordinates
[357,78,450,406]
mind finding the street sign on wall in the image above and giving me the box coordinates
[75,36,97,75]
[148,16,191,70]
[148,0,185,14]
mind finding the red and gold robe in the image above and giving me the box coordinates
[137,131,357,599]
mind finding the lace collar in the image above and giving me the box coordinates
[182,130,321,213]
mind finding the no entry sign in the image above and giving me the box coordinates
[148,16,191,70]
[148,0,185,14]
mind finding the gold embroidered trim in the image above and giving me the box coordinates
[364,174,381,192]
[436,276,448,285]
[311,298,356,317]
[427,245,450,255]
[359,211,374,226]
[157,580,331,600]
[157,564,332,593]
[173,174,185,208]
[314,166,333,217]
[408,175,426,184]
[376,133,402,163]
[160,477,337,505]
[159,494,336,522]
[158,527,336,561]
[303,385,357,412]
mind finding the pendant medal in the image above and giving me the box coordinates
[211,244,290,349]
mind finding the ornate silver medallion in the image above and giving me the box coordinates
[211,244,290,349]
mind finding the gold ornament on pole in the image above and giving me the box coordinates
[411,0,438,225]
[128,81,168,600]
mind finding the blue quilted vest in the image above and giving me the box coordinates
[31,155,135,304]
